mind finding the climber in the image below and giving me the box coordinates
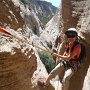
[38,28,82,90]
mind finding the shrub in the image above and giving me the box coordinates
[20,0,26,4]
[38,51,56,73]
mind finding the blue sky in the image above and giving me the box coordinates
[44,0,61,7]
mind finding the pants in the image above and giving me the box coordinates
[49,61,74,90]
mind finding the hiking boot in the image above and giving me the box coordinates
[37,80,48,87]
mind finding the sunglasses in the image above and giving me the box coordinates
[67,35,76,38]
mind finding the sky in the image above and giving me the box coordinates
[44,0,61,7]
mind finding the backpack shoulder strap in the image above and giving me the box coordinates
[71,40,80,52]
[76,43,86,63]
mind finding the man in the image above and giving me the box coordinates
[39,28,81,90]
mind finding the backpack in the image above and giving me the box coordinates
[66,39,86,64]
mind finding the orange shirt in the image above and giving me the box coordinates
[64,43,81,61]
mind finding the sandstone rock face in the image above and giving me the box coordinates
[40,11,60,48]
[0,0,41,36]
[0,0,24,30]
[54,0,90,90]
[0,34,37,90]
[0,35,50,90]
[1,0,90,90]
[0,48,37,90]
[0,0,50,90]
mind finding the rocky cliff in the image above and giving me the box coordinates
[0,0,24,30]
[29,0,58,26]
[0,0,42,36]
[54,0,90,90]
[40,0,90,90]
[0,0,90,90]
[40,11,60,48]
[0,0,50,90]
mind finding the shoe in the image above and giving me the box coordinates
[37,80,48,87]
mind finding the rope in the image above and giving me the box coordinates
[0,28,52,54]
[12,35,49,52]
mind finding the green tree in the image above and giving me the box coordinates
[20,0,26,4]
[38,51,56,73]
